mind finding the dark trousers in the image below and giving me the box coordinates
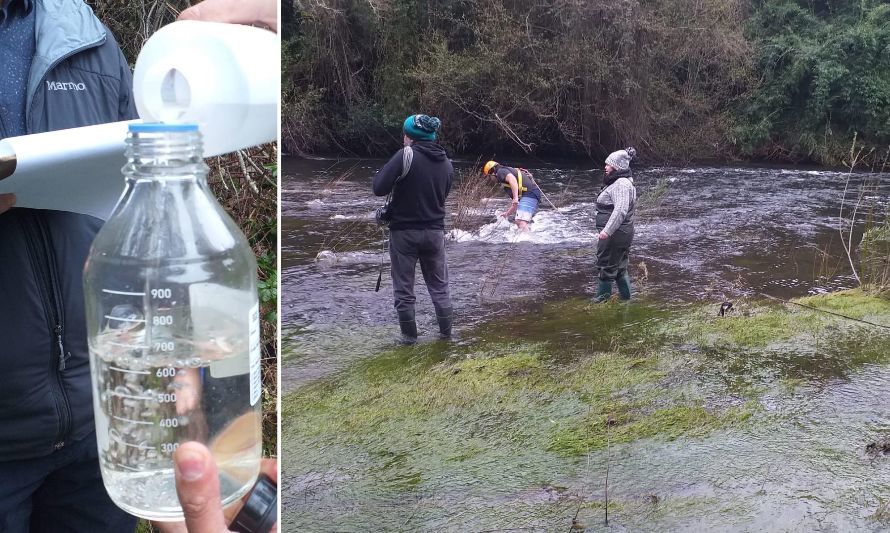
[0,432,137,533]
[596,224,634,281]
[389,229,451,315]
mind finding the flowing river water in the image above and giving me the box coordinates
[281,156,889,531]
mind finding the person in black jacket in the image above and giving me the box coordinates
[0,0,138,531]
[372,114,454,343]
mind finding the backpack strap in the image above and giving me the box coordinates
[398,146,413,182]
[384,146,413,206]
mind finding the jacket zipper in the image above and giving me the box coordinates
[18,28,106,451]
[20,212,71,448]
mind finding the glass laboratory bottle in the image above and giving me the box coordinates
[83,123,262,521]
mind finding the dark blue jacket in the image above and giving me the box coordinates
[0,0,137,460]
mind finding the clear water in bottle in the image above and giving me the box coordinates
[83,123,262,521]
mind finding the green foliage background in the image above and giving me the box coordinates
[284,0,890,166]
[735,0,890,165]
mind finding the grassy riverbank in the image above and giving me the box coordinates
[283,290,890,530]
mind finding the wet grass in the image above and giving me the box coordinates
[549,403,753,456]
[683,289,890,347]
[482,297,673,355]
[683,302,824,348]
[798,290,890,324]
[282,290,890,529]
[675,289,890,387]
[283,300,748,528]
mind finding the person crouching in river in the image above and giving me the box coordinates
[594,147,638,302]
[482,161,542,231]
[372,114,454,343]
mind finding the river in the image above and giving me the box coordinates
[280,156,889,531]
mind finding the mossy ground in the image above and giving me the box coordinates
[681,289,890,347]
[283,290,890,530]
[674,289,890,387]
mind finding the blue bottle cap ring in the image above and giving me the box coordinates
[229,473,277,533]
[128,122,199,133]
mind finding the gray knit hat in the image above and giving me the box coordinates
[605,147,637,171]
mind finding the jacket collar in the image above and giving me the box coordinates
[603,167,633,188]
[27,0,106,104]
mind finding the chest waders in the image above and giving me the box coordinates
[594,201,634,301]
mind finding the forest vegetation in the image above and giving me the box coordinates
[284,0,890,166]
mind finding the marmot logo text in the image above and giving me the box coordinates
[46,81,87,91]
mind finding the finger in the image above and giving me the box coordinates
[260,458,278,485]
[178,0,277,32]
[0,193,16,214]
[173,442,228,533]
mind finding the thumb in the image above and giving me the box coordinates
[173,442,229,533]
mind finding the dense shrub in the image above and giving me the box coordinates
[734,0,890,165]
[285,0,753,162]
[285,0,890,166]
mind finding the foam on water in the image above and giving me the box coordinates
[313,249,382,267]
[448,207,597,245]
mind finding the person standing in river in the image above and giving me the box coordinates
[482,161,542,231]
[593,147,638,302]
[373,114,454,343]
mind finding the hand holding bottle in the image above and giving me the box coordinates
[154,442,278,533]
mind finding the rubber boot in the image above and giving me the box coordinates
[616,273,632,301]
[398,310,418,344]
[595,279,613,303]
[435,305,454,338]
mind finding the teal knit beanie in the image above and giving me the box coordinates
[403,114,441,141]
